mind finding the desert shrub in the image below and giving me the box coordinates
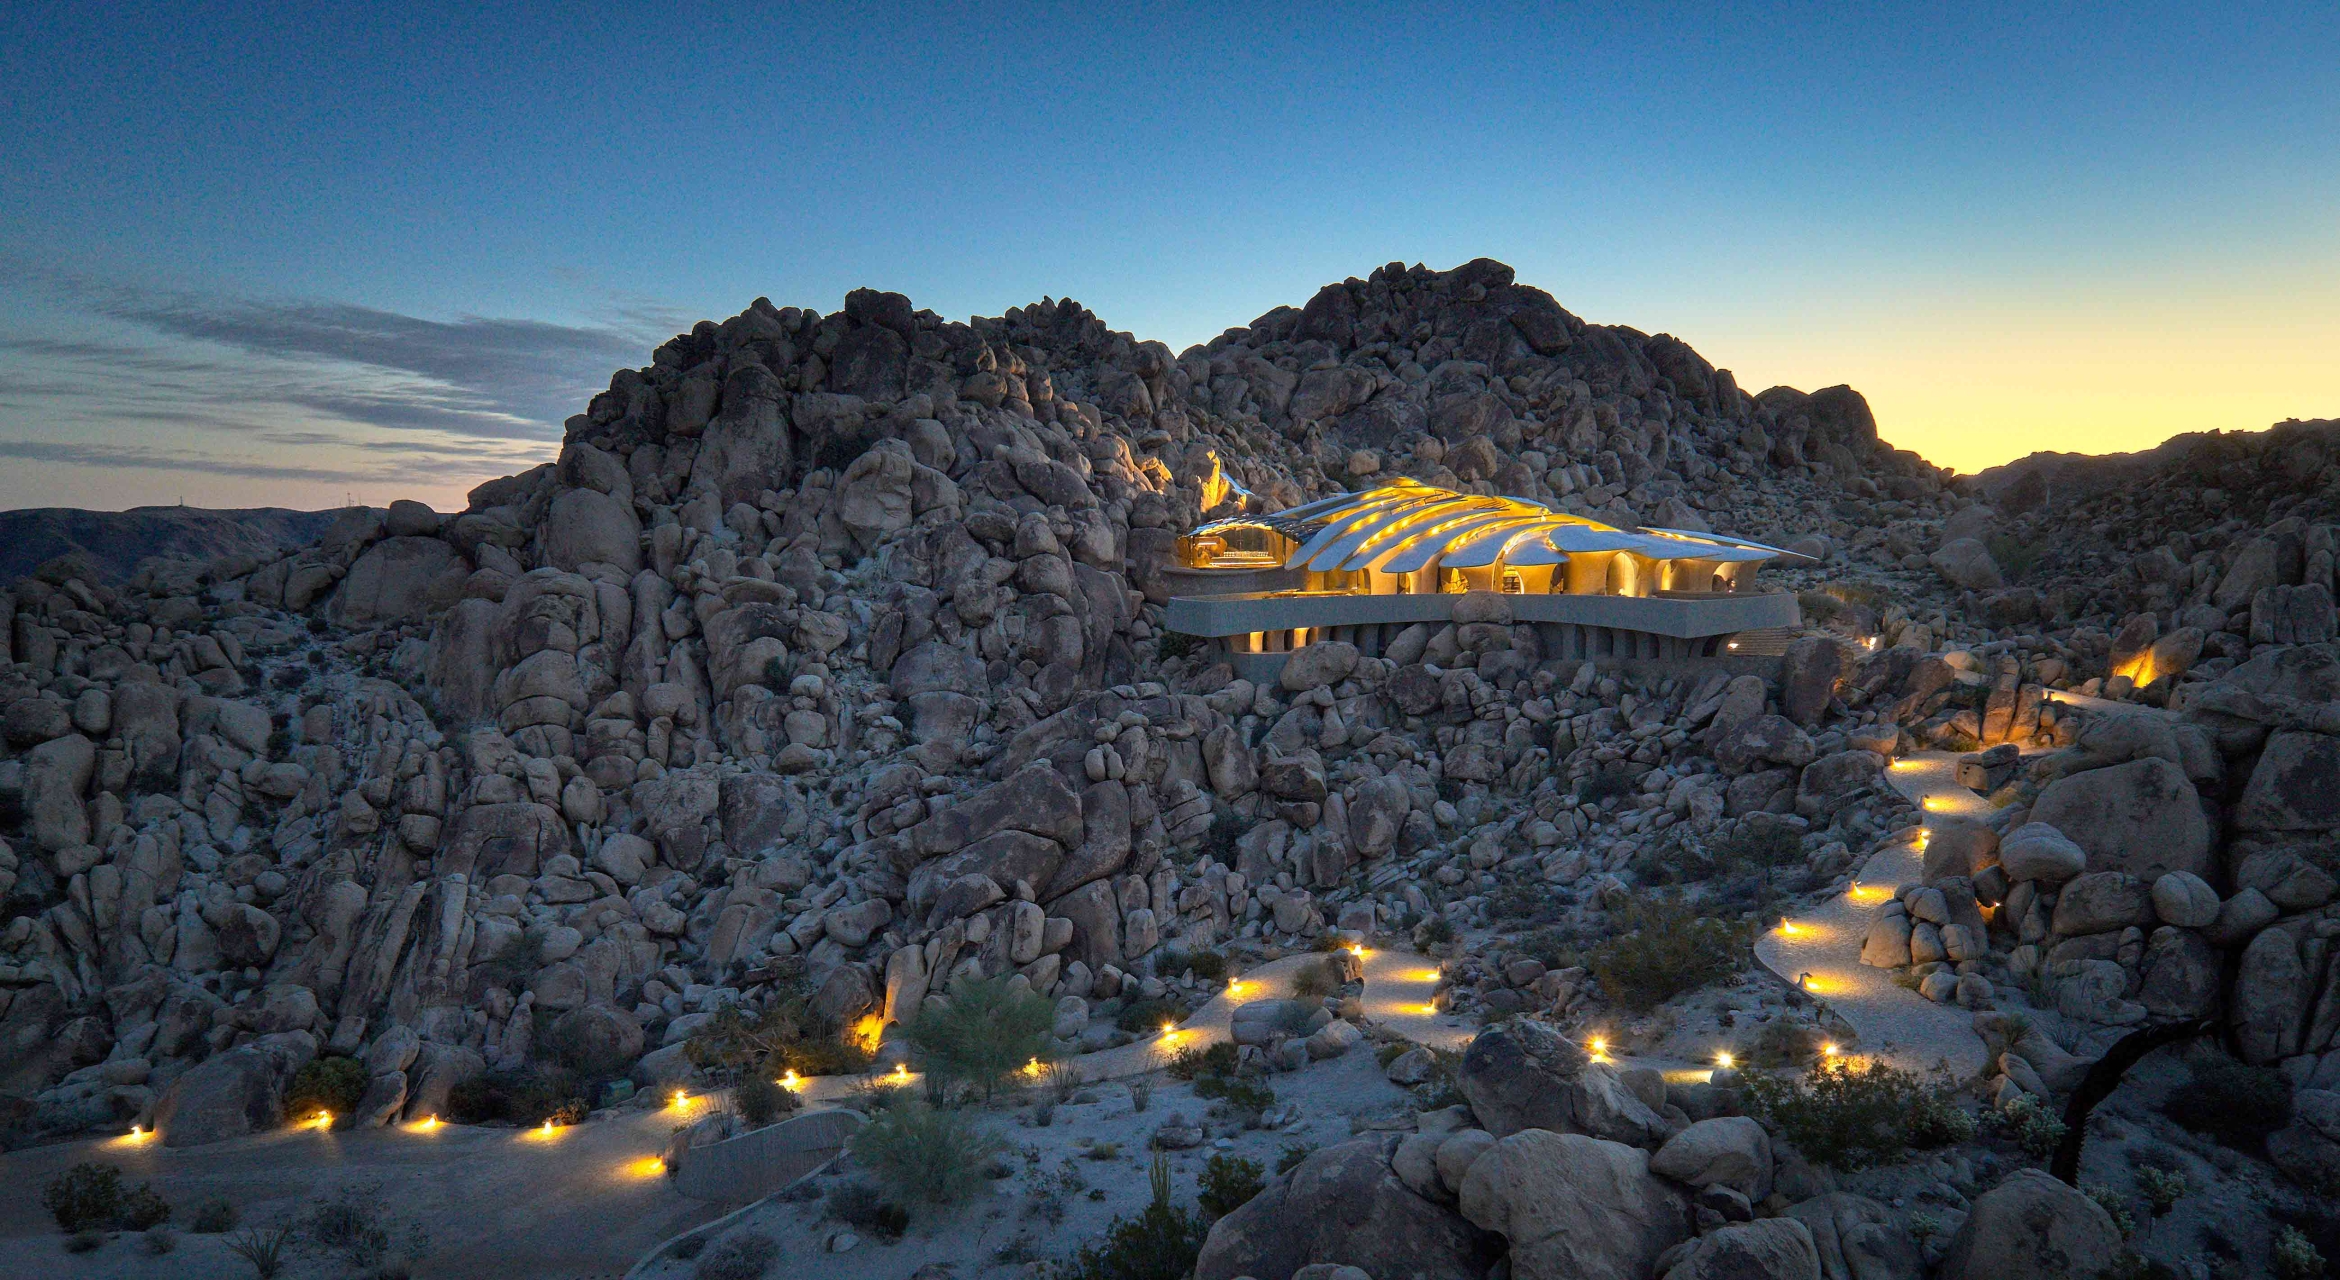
[142,1226,177,1255]
[824,1181,908,1238]
[226,1225,295,1279]
[44,1163,124,1232]
[1169,1040,1238,1081]
[2164,1053,2292,1149]
[119,1180,172,1230]
[1053,1155,1207,1280]
[191,1197,240,1233]
[1159,948,1228,983]
[685,972,871,1080]
[1128,1077,1152,1111]
[1749,1019,1821,1069]
[733,1075,797,1130]
[1043,1061,1085,1105]
[285,1055,368,1123]
[1417,916,1456,948]
[1486,881,1560,923]
[1742,1059,1969,1171]
[1157,631,1204,661]
[1197,1154,1265,1220]
[2274,1225,2328,1280]
[1289,959,1340,999]
[445,1066,588,1127]
[2136,1165,2187,1216]
[1986,1094,2068,1160]
[667,1234,709,1260]
[2086,1185,2138,1239]
[909,976,1057,1101]
[64,1229,103,1254]
[849,1101,1003,1208]
[1116,998,1179,1034]
[694,1230,779,1280]
[1191,1075,1275,1114]
[1275,1143,1316,1174]
[1589,895,1746,1011]
[1797,590,1849,625]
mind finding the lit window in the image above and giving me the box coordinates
[1500,570,1524,594]
[1441,568,1467,594]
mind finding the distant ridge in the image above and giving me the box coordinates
[0,504,342,584]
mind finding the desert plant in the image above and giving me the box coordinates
[1044,1060,1085,1105]
[43,1162,125,1232]
[285,1055,367,1124]
[2136,1165,2188,1216]
[444,1065,589,1127]
[1197,1154,1265,1220]
[118,1180,172,1230]
[909,976,1056,1101]
[191,1197,240,1233]
[693,1230,779,1280]
[1589,894,1746,1011]
[1128,1077,1152,1111]
[1416,916,1456,948]
[2163,1053,2292,1149]
[1749,1018,1821,1068]
[64,1229,104,1254]
[733,1074,796,1129]
[1988,1094,2069,1161]
[1276,1143,1315,1174]
[684,967,871,1079]
[142,1226,177,1255]
[1192,1074,1275,1116]
[226,1225,295,1279]
[1156,631,1204,661]
[2274,1225,2328,1280]
[1167,1041,1238,1081]
[1053,1154,1207,1280]
[824,1181,908,1238]
[1289,958,1340,999]
[849,1100,1003,1208]
[1741,1059,1969,1171]
[2086,1185,2138,1239]
[1115,997,1180,1034]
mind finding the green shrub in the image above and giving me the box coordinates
[43,1163,137,1233]
[1741,1059,1969,1171]
[1160,948,1228,982]
[849,1101,1003,1208]
[1417,917,1456,948]
[1192,1075,1275,1114]
[226,1225,295,1279]
[824,1181,908,1238]
[191,1197,240,1233]
[1275,1143,1316,1174]
[2274,1225,2328,1280]
[735,1075,796,1129]
[909,976,1057,1101]
[119,1181,172,1230]
[1053,1155,1207,1280]
[1750,1019,1821,1068]
[685,977,872,1079]
[2164,1054,2292,1149]
[1197,1155,1264,1220]
[2086,1185,2137,1239]
[1988,1094,2068,1161]
[1590,895,1746,1011]
[1157,631,1204,661]
[1167,1041,1238,1081]
[1116,998,1179,1035]
[694,1230,778,1280]
[141,1226,177,1255]
[285,1056,367,1123]
[445,1066,589,1127]
[1289,959,1340,999]
[2136,1166,2187,1216]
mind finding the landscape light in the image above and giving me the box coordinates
[1776,921,1799,936]
[780,1071,802,1090]
[1714,1052,1735,1070]
[1349,944,1367,958]
[1821,1042,1839,1057]
[892,1064,911,1082]
[311,1111,333,1128]
[1588,1037,1608,1058]
[416,1116,440,1131]
[671,1091,689,1109]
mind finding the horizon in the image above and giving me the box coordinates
[3,3,2336,512]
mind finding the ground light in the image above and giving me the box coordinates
[308,1111,334,1129]
[622,1155,665,1179]
[1713,1052,1735,1071]
[779,1071,802,1091]
[1587,1037,1609,1060]
[891,1064,911,1084]
[412,1115,441,1132]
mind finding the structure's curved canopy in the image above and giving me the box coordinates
[1187,479,1812,578]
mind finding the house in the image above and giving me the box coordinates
[1161,480,1810,681]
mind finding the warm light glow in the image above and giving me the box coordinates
[1777,921,1800,936]
[1024,1057,1045,1078]
[1588,1037,1609,1059]
[413,1115,441,1132]
[848,1014,885,1054]
[1415,969,1442,982]
[1226,979,1246,998]
[1160,1021,1178,1037]
[1848,883,1893,905]
[892,1064,911,1082]
[671,1091,690,1109]
[1821,1042,1840,1057]
[1714,1052,1735,1070]
[1349,945,1367,958]
[623,1155,666,1178]
[117,1125,154,1145]
[309,1111,334,1129]
[779,1071,802,1091]
[1922,796,1956,813]
[1889,759,1921,772]
[1417,1003,1438,1015]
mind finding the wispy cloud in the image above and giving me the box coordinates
[0,438,508,484]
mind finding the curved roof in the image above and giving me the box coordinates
[1188,479,1813,577]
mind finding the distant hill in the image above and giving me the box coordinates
[0,504,341,584]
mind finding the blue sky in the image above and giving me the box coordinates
[3,3,2335,511]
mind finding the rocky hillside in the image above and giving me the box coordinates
[3,258,2338,1277]
[0,505,342,587]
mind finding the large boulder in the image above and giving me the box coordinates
[153,1034,315,1147]
[23,732,94,852]
[1784,1192,1923,1280]
[2027,757,2212,881]
[1779,636,1846,727]
[2049,872,2154,935]
[1663,1219,1823,1280]
[1996,822,2085,884]
[1193,1135,1500,1280]
[1281,641,1360,692]
[1930,538,2004,590]
[330,536,469,626]
[2234,730,2340,833]
[1649,1116,1772,1200]
[541,488,641,575]
[2267,1089,2340,1190]
[2135,926,2221,1019]
[1457,1129,1688,1280]
[1937,1168,2120,1280]
[1456,1020,1671,1148]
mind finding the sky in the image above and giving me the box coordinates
[2,3,2335,513]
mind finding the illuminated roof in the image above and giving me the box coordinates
[1189,479,1811,576]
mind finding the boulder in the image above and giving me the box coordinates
[331,536,469,626]
[1996,822,2085,884]
[1281,641,1360,692]
[1457,1129,1688,1280]
[2050,872,2154,935]
[2267,1088,2340,1191]
[1663,1219,1823,1280]
[542,487,641,575]
[2136,927,2220,1019]
[1784,1192,1923,1280]
[1193,1135,1500,1280]
[154,1035,314,1147]
[1649,1116,1771,1200]
[2150,872,2219,928]
[1930,538,2004,590]
[1456,1019,1671,1147]
[1924,818,2001,882]
[2027,757,2211,881]
[1779,636,1846,727]
[1937,1168,2120,1280]
[24,732,94,852]
[2235,730,2340,833]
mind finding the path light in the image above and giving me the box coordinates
[671,1090,690,1110]
[892,1063,911,1084]
[415,1115,440,1132]
[1821,1042,1840,1057]
[1713,1051,1735,1071]
[1349,944,1368,959]
[1024,1057,1045,1078]
[1776,920,1800,936]
[310,1111,334,1129]
[623,1155,666,1178]
[779,1071,802,1091]
[1588,1037,1609,1060]
[1226,978,1246,999]
[1847,884,1891,905]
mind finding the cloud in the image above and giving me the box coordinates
[0,438,501,484]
